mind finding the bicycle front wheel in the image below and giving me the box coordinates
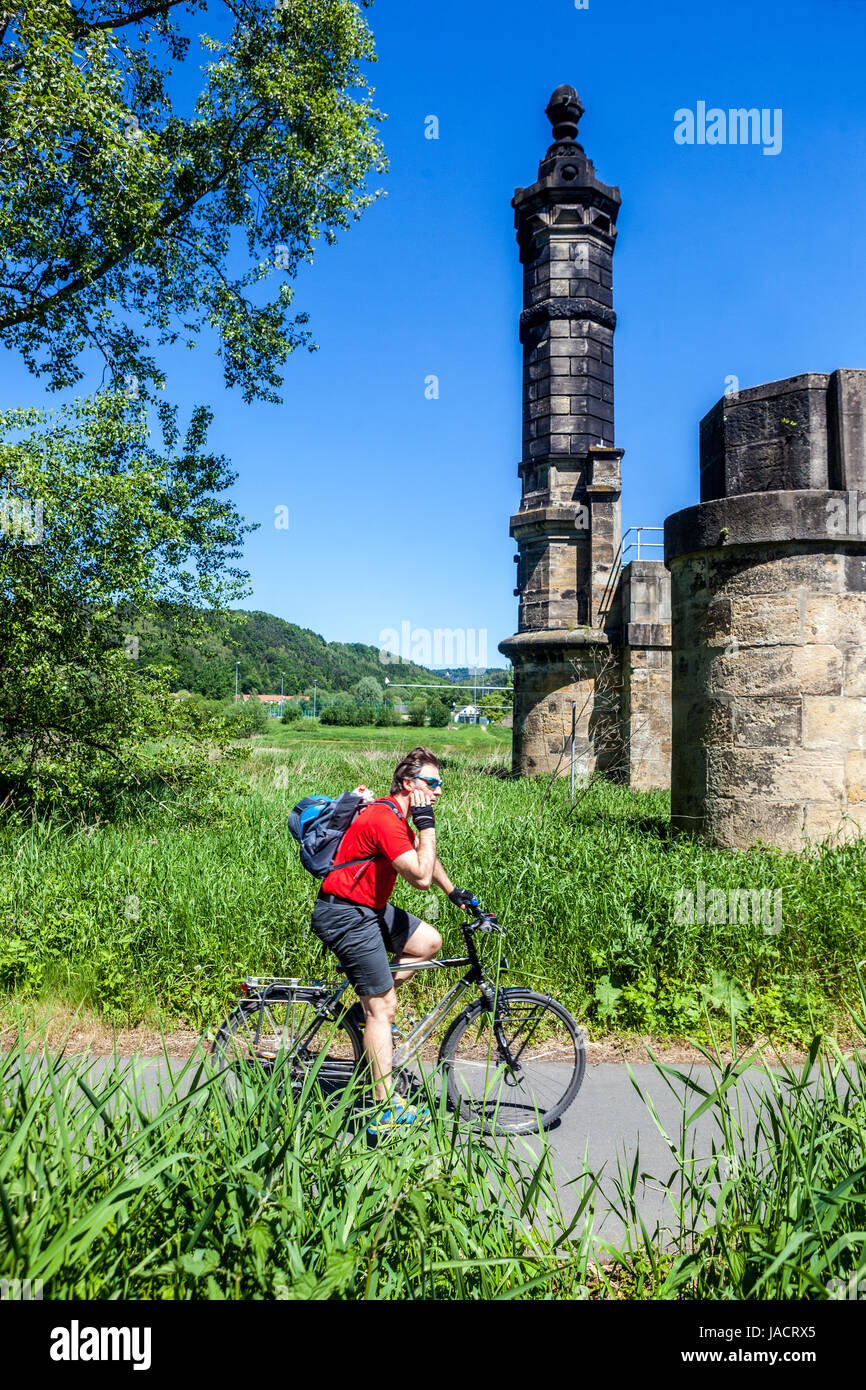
[439,989,585,1135]
[211,994,362,1103]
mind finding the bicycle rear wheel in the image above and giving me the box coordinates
[211,992,362,1103]
[439,988,585,1135]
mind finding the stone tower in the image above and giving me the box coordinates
[500,86,672,788]
[665,370,866,850]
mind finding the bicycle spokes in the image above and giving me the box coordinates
[442,994,585,1133]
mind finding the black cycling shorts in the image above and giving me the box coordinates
[310,895,424,998]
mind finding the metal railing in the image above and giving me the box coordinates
[596,526,664,623]
[621,526,664,562]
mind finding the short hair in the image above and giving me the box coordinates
[390,746,440,796]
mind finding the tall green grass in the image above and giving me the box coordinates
[1,741,864,1044]
[2,1000,864,1299]
[0,1037,596,1299]
[602,973,866,1299]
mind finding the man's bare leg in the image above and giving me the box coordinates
[361,988,397,1103]
[361,925,442,1103]
[391,921,442,986]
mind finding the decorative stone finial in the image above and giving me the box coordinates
[545,84,584,142]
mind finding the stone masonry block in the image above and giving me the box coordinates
[802,696,866,749]
[706,550,845,598]
[710,646,842,698]
[803,594,866,647]
[846,750,866,802]
[707,747,846,803]
[729,595,803,645]
[844,650,866,697]
[802,801,866,845]
[699,375,832,501]
[705,799,808,851]
[731,697,802,748]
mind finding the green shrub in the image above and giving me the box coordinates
[375,706,401,727]
[407,697,427,727]
[428,699,449,728]
[223,700,269,737]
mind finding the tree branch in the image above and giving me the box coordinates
[0,102,269,331]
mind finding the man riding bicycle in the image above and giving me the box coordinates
[310,746,474,1131]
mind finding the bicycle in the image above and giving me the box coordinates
[209,899,586,1135]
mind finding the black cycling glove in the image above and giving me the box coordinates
[409,802,436,831]
[448,888,476,909]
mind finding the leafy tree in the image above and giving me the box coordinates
[407,696,427,728]
[318,705,344,726]
[0,0,385,401]
[375,705,400,727]
[281,703,301,724]
[353,675,383,705]
[0,391,253,810]
[428,698,449,727]
[222,698,268,737]
[478,692,510,723]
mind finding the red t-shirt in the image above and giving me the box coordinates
[321,797,416,909]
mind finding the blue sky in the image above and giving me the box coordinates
[4,0,866,668]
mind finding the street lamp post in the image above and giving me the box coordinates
[280,673,285,717]
[313,679,318,719]
[235,661,240,704]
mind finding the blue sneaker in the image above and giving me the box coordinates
[367,1099,430,1136]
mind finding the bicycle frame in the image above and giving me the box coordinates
[236,922,506,1078]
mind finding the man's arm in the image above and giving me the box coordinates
[391,790,437,891]
[391,832,436,891]
[431,858,455,896]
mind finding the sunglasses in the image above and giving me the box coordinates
[414,775,442,790]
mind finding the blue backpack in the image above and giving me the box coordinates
[288,791,404,880]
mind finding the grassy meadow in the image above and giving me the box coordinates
[2,723,866,1303]
[1,725,864,1047]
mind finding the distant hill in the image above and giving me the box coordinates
[139,610,459,699]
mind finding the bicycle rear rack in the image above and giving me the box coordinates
[242,976,341,993]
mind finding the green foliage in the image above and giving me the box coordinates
[353,676,384,704]
[0,1039,594,1299]
[142,608,449,701]
[220,700,269,738]
[0,0,386,402]
[428,699,449,728]
[374,705,401,727]
[605,990,866,1299]
[1,740,863,1047]
[319,705,347,726]
[407,696,427,727]
[281,704,302,724]
[479,687,513,722]
[0,392,252,813]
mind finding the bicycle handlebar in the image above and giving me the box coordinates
[464,897,502,934]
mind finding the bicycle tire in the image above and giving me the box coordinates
[438,988,586,1135]
[210,993,363,1103]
